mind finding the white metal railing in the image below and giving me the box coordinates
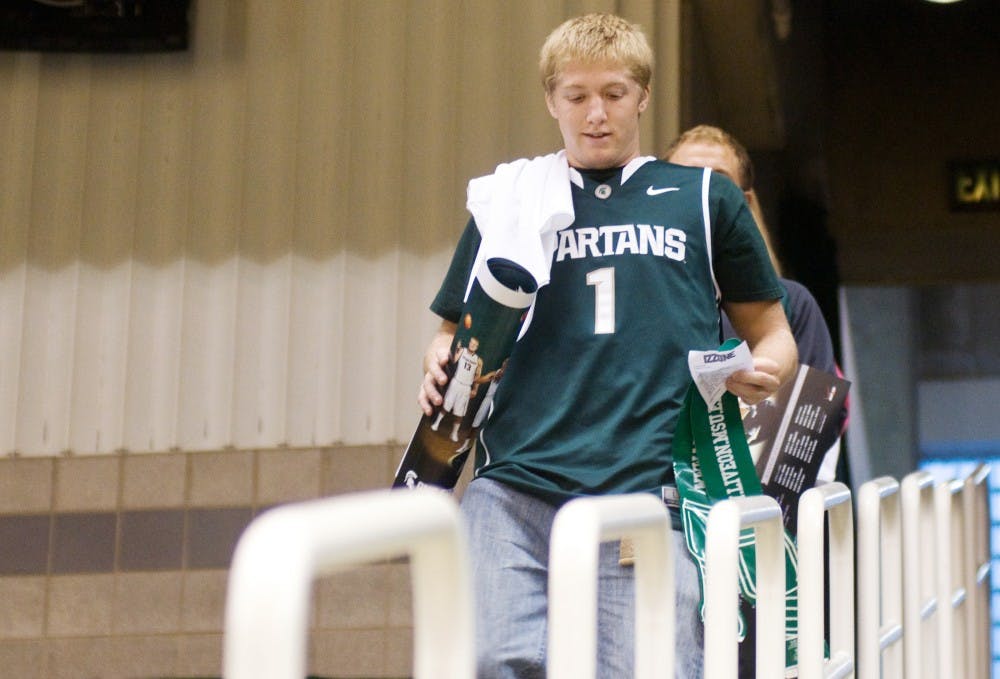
[936,476,970,677]
[856,476,903,679]
[964,464,993,679]
[219,467,993,679]
[223,488,473,679]
[703,495,786,679]
[797,482,855,679]
[547,493,674,679]
[901,470,939,679]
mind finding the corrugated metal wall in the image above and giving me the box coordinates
[0,0,679,457]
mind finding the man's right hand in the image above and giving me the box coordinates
[418,320,457,415]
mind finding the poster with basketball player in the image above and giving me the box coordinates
[745,364,851,534]
[393,257,536,490]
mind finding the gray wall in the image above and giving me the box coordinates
[842,282,1000,491]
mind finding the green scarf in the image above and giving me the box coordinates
[672,342,802,672]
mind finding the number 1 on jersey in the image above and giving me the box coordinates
[586,267,615,334]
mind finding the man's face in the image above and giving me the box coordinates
[468,338,479,352]
[667,141,745,190]
[545,61,649,170]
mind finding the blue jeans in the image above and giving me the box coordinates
[461,477,705,678]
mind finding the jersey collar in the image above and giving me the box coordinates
[568,155,656,189]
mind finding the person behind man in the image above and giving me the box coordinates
[665,126,784,276]
[418,15,797,678]
[665,124,842,481]
[667,125,844,679]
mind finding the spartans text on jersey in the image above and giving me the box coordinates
[555,224,686,263]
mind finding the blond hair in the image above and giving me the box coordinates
[539,13,653,94]
[664,124,755,191]
[666,125,782,274]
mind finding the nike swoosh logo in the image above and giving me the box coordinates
[646,186,680,196]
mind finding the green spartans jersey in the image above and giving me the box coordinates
[431,157,782,508]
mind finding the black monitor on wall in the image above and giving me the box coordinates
[0,0,191,53]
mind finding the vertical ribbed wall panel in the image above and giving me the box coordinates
[18,56,91,456]
[0,53,37,455]
[289,1,351,448]
[70,57,143,454]
[232,1,299,449]
[123,54,191,452]
[174,0,244,453]
[0,0,673,457]
[176,258,239,452]
[337,0,406,446]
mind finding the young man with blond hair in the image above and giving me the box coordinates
[419,14,797,678]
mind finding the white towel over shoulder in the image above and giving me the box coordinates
[465,151,575,301]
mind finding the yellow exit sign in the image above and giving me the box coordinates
[950,159,1000,211]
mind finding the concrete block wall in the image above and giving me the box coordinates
[0,445,413,679]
